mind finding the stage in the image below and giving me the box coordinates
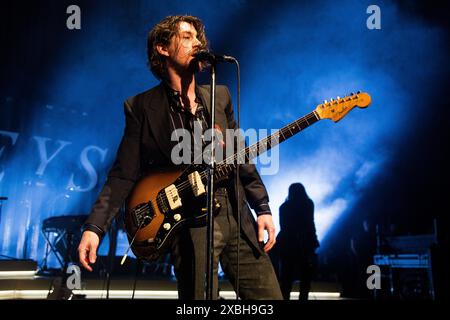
[0,263,341,300]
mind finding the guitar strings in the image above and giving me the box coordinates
[133,96,361,225]
[133,112,319,218]
[161,112,317,198]
[163,112,318,197]
[169,95,359,196]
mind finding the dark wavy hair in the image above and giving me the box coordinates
[288,183,310,202]
[147,15,208,80]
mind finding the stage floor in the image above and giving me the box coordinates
[0,274,342,300]
[0,258,342,300]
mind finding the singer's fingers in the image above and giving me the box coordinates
[89,243,97,264]
[264,226,276,252]
[78,231,99,272]
[78,247,92,272]
[258,221,265,243]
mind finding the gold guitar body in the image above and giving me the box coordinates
[124,165,211,261]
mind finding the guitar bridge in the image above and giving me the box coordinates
[132,201,155,228]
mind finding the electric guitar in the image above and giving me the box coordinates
[123,92,371,261]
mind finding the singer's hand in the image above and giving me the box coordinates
[257,215,276,252]
[78,231,99,272]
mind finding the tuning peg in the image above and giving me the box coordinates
[337,96,340,100]
[350,92,355,96]
[323,100,328,104]
[330,98,334,102]
[357,90,361,94]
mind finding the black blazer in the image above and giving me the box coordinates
[85,83,270,255]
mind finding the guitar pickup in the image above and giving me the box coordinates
[164,184,182,210]
[188,171,206,197]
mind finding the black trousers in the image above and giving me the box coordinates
[170,189,282,300]
[279,250,318,300]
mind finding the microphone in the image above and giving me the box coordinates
[193,50,236,63]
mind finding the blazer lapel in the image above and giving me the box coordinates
[197,85,211,121]
[145,83,175,161]
[197,85,227,131]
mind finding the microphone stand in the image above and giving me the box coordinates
[195,50,237,300]
[205,62,216,300]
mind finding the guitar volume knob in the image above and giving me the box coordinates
[173,214,181,222]
[163,223,171,230]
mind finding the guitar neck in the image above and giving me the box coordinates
[212,110,320,179]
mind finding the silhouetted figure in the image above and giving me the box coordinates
[277,183,319,300]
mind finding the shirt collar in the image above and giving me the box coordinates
[163,82,202,114]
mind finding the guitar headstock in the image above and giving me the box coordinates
[314,91,371,122]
